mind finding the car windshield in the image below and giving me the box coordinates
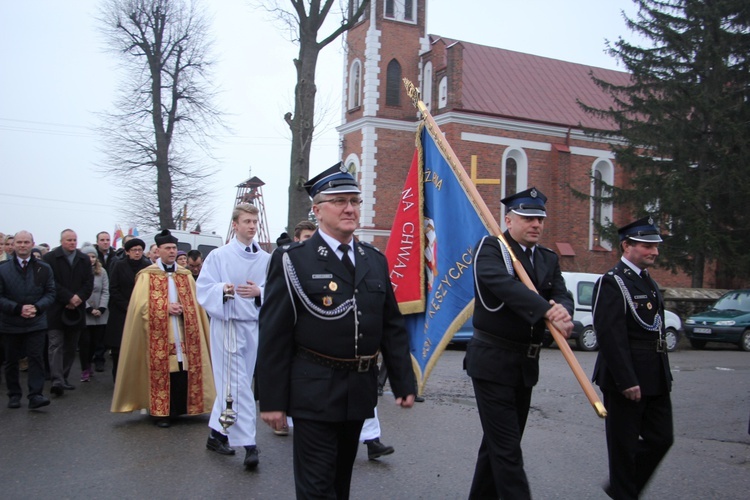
[712,291,750,313]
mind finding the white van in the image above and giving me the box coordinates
[561,271,682,352]
[139,230,224,257]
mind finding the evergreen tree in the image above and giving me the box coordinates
[580,0,750,287]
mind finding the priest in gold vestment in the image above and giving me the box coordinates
[111,230,214,427]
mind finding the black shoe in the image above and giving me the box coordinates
[8,396,21,409]
[29,395,50,409]
[365,438,394,460]
[50,385,64,396]
[243,445,259,469]
[94,361,105,372]
[415,395,425,403]
[207,435,235,455]
[155,418,171,428]
[62,383,76,391]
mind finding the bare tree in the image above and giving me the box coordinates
[98,0,222,230]
[262,0,370,230]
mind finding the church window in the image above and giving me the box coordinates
[422,62,433,110]
[348,0,367,22]
[386,59,402,106]
[438,76,448,109]
[385,0,416,23]
[348,60,362,109]
[501,149,529,223]
[591,159,614,250]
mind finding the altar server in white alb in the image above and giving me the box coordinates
[196,203,270,469]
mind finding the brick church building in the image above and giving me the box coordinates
[337,0,693,287]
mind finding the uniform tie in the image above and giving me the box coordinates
[338,244,355,277]
[525,247,534,268]
[641,269,655,290]
[22,259,28,270]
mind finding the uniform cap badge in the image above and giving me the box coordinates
[322,296,333,307]
[329,281,338,292]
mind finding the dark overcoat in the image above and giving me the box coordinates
[43,246,94,330]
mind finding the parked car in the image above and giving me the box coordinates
[451,271,682,351]
[684,289,750,351]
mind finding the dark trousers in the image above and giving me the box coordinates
[469,378,533,500]
[3,330,46,398]
[603,390,673,500]
[79,324,105,371]
[292,417,365,500]
[169,368,188,417]
[48,327,80,387]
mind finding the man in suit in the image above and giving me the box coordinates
[465,187,573,499]
[258,163,415,499]
[592,216,673,499]
[44,229,94,395]
[95,231,117,274]
[0,231,56,409]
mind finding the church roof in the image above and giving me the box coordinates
[433,37,632,131]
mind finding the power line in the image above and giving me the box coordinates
[0,192,112,208]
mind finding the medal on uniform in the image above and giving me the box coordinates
[329,281,338,291]
[647,302,653,310]
[323,296,333,306]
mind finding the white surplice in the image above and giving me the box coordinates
[196,237,270,447]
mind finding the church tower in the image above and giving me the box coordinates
[339,0,428,247]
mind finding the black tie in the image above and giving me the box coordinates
[21,260,28,270]
[338,244,355,277]
[525,247,534,268]
[642,269,654,289]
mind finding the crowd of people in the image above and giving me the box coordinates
[1,168,674,499]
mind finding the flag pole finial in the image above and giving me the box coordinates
[403,78,423,112]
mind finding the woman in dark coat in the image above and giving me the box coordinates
[103,238,149,381]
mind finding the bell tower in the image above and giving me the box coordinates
[339,0,429,247]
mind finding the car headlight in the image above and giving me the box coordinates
[685,319,695,325]
[714,320,736,326]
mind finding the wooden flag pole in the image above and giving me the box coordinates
[403,79,606,418]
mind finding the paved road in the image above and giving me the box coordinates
[1,345,748,499]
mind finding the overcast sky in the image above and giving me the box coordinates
[0,0,638,248]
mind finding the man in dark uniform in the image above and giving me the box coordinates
[465,187,573,499]
[257,163,416,499]
[592,216,673,499]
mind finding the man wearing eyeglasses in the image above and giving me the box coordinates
[258,163,416,499]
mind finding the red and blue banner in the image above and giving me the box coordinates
[386,122,491,393]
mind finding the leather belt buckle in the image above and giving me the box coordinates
[357,354,376,372]
[656,339,667,353]
[527,344,540,358]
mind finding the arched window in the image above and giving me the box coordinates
[591,159,614,250]
[386,59,401,106]
[438,76,448,109]
[349,0,366,22]
[422,62,433,111]
[501,149,529,222]
[348,60,361,109]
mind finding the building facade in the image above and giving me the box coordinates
[338,0,694,287]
